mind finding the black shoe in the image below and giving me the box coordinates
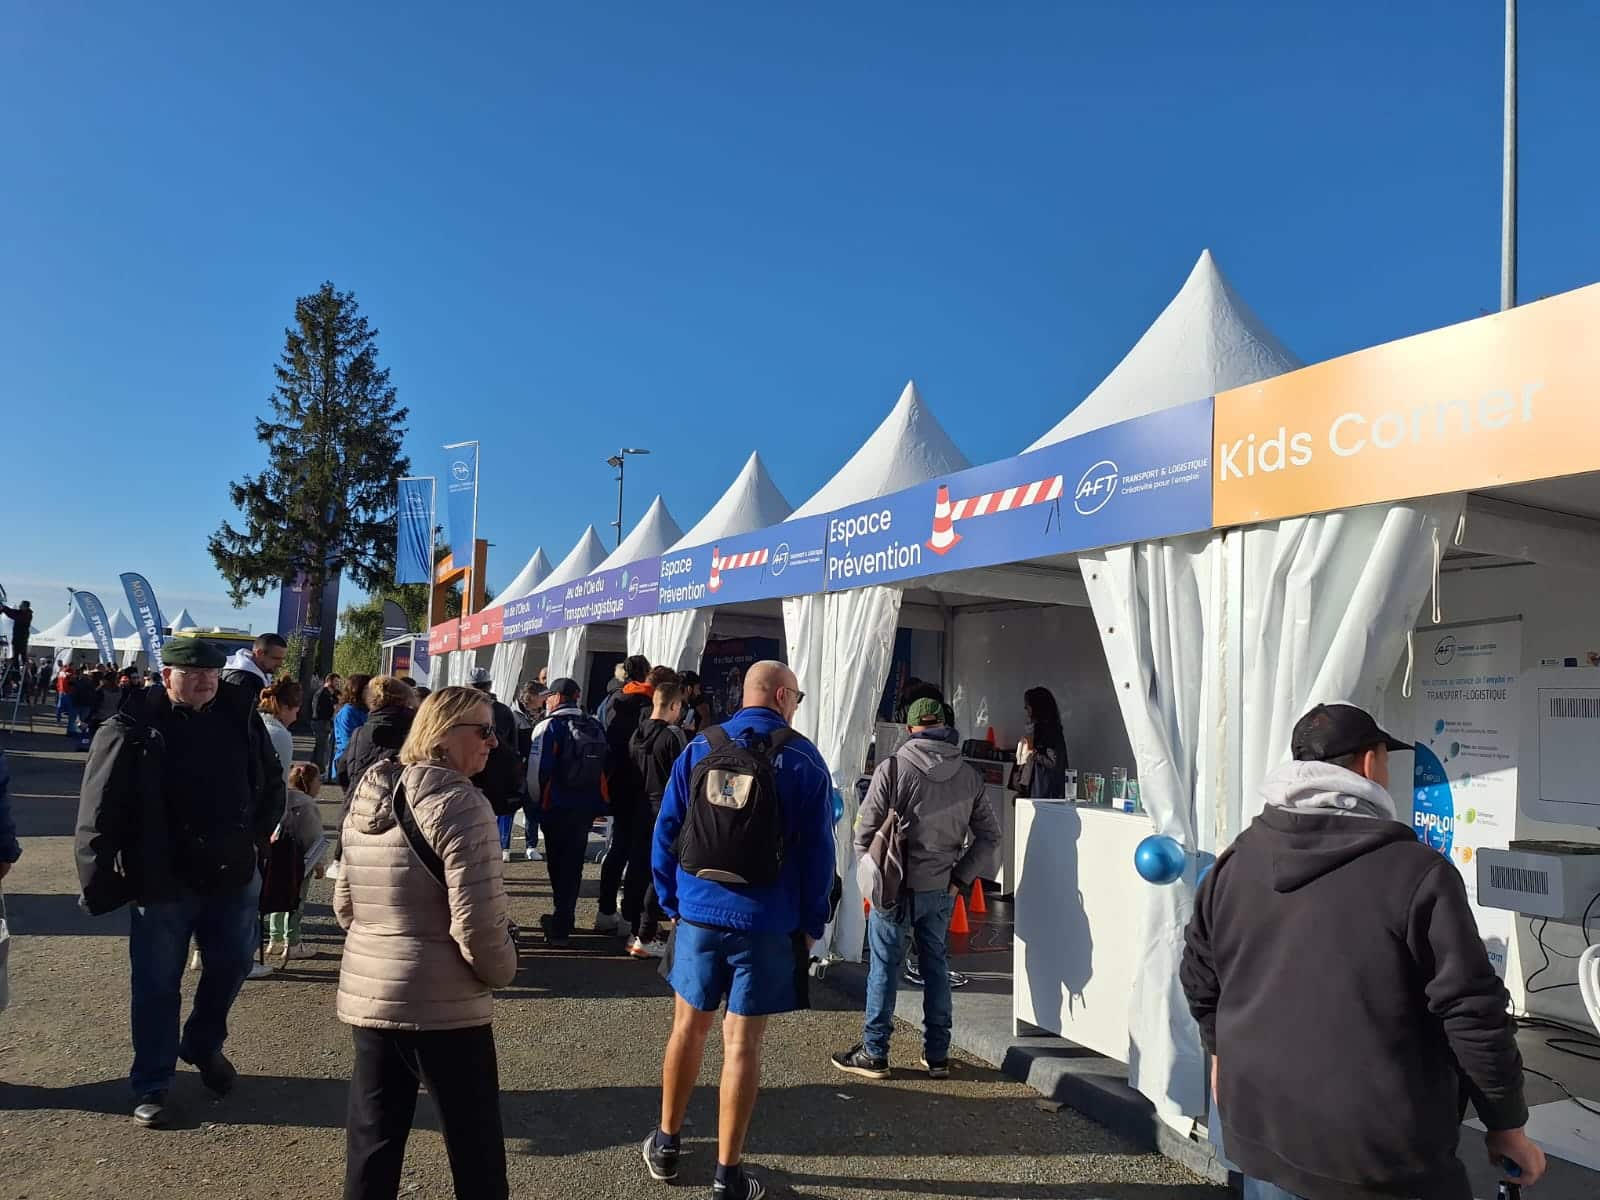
[902,960,924,986]
[711,1168,766,1200]
[183,1049,237,1096]
[920,1055,950,1080]
[830,1044,890,1079]
[641,1131,680,1183]
[544,930,570,949]
[132,1091,169,1128]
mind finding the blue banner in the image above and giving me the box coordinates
[118,573,166,661]
[70,589,117,664]
[396,477,435,584]
[819,399,1214,592]
[443,442,478,569]
[657,516,829,611]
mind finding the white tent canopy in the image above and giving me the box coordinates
[1027,248,1300,450]
[539,525,614,684]
[27,604,141,655]
[629,453,795,670]
[486,547,553,700]
[783,380,972,963]
[170,607,198,630]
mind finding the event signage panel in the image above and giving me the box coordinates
[1213,282,1600,526]
[502,588,566,640]
[70,589,118,664]
[558,557,662,626]
[817,399,1214,592]
[428,619,460,655]
[458,606,504,651]
[658,516,829,611]
[119,572,167,661]
[442,441,478,568]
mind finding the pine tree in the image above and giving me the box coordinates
[209,282,409,677]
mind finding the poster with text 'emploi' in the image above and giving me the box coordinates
[1412,618,1521,978]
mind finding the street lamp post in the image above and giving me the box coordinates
[607,447,651,548]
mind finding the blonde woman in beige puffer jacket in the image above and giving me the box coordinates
[335,685,517,1200]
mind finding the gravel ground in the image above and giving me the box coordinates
[0,713,1222,1200]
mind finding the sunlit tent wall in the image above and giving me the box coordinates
[505,526,607,692]
[486,547,552,699]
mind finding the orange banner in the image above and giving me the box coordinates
[1213,283,1600,526]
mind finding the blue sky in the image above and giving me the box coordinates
[4,3,1597,634]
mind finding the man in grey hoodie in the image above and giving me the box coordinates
[832,698,1000,1081]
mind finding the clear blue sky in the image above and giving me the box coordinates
[4,3,1597,634]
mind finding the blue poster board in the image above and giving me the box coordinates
[819,399,1213,591]
[657,516,828,611]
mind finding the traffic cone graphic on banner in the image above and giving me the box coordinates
[708,546,723,592]
[924,484,962,555]
[949,894,970,934]
[969,881,987,915]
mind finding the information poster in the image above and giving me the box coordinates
[1411,618,1521,977]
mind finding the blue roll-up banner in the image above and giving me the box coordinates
[396,477,436,585]
[118,573,167,661]
[442,442,478,569]
[818,398,1214,592]
[70,589,117,664]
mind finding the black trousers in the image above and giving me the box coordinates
[597,793,642,916]
[620,798,665,938]
[344,1024,507,1200]
[540,807,591,937]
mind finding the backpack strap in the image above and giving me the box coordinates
[764,726,798,756]
[703,725,731,750]
[392,780,448,890]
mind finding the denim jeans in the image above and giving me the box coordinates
[863,888,955,1061]
[128,874,261,1096]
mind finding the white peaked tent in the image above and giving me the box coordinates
[532,526,611,686]
[627,453,794,671]
[783,381,972,962]
[171,608,199,631]
[1026,248,1299,450]
[486,548,552,701]
[26,603,141,658]
[549,499,683,684]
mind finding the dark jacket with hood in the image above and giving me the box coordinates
[603,682,654,807]
[337,704,415,794]
[630,715,688,808]
[311,683,338,723]
[1180,760,1526,1200]
[74,679,285,913]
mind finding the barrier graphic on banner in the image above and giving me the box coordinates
[1411,618,1521,978]
[658,516,829,612]
[820,399,1212,591]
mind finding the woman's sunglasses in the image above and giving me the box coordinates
[451,722,497,741]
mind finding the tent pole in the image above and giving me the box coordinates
[1501,0,1517,311]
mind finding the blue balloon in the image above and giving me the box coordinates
[1195,850,1218,888]
[1133,834,1187,885]
[831,788,845,826]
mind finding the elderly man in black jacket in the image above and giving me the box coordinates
[1181,703,1543,1200]
[75,638,284,1130]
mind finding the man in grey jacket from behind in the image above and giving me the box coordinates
[832,697,1000,1081]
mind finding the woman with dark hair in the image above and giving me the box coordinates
[1017,686,1068,798]
[332,673,374,770]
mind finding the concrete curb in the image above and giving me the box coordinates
[820,960,1231,1187]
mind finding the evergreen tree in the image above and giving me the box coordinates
[209,282,409,677]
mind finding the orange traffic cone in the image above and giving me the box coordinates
[924,484,962,555]
[708,546,723,592]
[949,894,970,935]
[969,881,987,915]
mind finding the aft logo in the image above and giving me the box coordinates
[1074,460,1119,516]
[1434,635,1457,666]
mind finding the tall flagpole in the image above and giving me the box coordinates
[1501,0,1517,311]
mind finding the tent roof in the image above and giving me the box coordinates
[1026,249,1301,449]
[171,607,198,630]
[540,526,609,592]
[788,381,971,519]
[670,453,792,550]
[597,496,683,571]
[108,608,138,639]
[488,547,553,608]
[30,606,87,645]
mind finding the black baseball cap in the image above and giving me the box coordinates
[547,677,581,701]
[1291,703,1410,763]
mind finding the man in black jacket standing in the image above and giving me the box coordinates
[596,656,657,933]
[625,678,687,958]
[75,638,285,1129]
[310,671,341,775]
[1181,703,1544,1200]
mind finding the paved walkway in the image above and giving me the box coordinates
[0,713,1220,1199]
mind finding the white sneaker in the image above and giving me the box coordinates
[265,941,287,962]
[629,935,668,960]
[524,847,542,861]
[324,860,341,880]
[594,911,621,933]
[247,961,275,980]
[502,849,512,863]
[288,943,316,960]
[188,948,203,971]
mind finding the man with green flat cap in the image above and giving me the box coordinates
[75,636,285,1129]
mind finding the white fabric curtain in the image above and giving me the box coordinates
[627,609,713,673]
[446,651,472,687]
[547,626,589,688]
[1081,532,1220,1125]
[783,586,903,962]
[1234,496,1464,830]
[489,640,528,705]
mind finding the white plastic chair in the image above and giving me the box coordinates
[1578,943,1600,1039]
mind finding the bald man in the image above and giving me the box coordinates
[644,660,834,1200]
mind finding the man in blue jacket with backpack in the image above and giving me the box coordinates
[642,660,834,1200]
[527,677,609,948]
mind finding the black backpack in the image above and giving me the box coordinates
[675,725,796,887]
[472,700,524,816]
[557,714,609,795]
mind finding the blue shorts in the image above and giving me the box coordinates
[667,921,806,1017]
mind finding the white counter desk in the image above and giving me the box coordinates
[1012,798,1152,1065]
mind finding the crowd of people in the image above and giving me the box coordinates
[3,623,1539,1200]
